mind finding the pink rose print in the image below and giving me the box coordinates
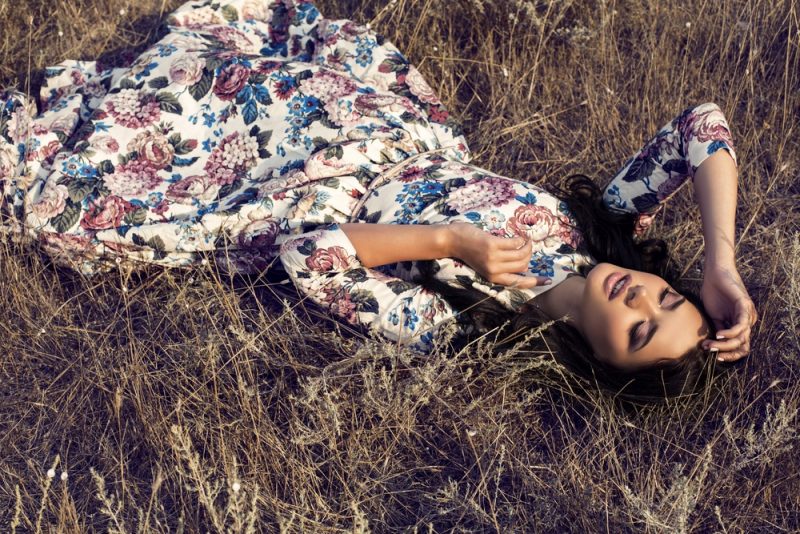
[213,63,251,100]
[693,116,734,146]
[321,286,359,324]
[106,89,161,129]
[556,214,581,249]
[127,130,176,169]
[204,131,260,186]
[80,195,135,231]
[40,140,62,165]
[38,232,95,259]
[679,108,734,148]
[31,183,69,219]
[210,26,258,53]
[166,174,220,204]
[404,66,441,105]
[305,246,353,272]
[169,54,205,86]
[238,217,280,250]
[242,0,273,21]
[507,204,560,250]
[90,135,120,154]
[0,143,18,181]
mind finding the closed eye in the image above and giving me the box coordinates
[628,288,686,351]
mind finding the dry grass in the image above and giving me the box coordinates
[1,0,799,532]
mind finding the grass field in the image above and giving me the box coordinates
[1,0,799,531]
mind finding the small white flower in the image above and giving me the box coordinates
[46,468,55,479]
[201,258,208,265]
[60,471,68,481]
[466,429,477,437]
[119,8,127,16]
[122,286,128,292]
[188,277,195,284]
[605,87,614,95]
[58,30,64,37]
[115,256,122,264]
[39,328,45,335]
[365,23,371,30]
[685,22,692,28]
[433,45,438,52]
[502,67,509,78]
[232,481,241,493]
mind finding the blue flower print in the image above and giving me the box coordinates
[529,253,555,277]
[354,35,377,68]
[61,157,98,178]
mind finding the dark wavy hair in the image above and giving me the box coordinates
[423,175,722,403]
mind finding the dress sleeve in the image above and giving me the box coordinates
[279,223,458,352]
[602,102,737,226]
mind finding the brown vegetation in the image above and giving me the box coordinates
[1,0,798,531]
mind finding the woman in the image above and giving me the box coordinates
[0,0,755,399]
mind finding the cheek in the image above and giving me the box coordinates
[579,293,626,360]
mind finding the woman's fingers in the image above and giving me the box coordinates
[713,308,751,340]
[704,333,746,352]
[716,343,750,363]
[496,235,530,250]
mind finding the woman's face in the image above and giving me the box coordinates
[579,263,709,371]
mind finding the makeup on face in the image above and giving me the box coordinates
[581,263,707,370]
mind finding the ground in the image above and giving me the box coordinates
[1,0,798,532]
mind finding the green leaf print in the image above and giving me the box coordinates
[351,290,379,314]
[148,76,170,90]
[156,92,183,114]
[220,5,239,22]
[50,199,81,233]
[67,179,96,203]
[188,68,213,101]
[124,207,148,226]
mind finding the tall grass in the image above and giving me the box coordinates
[1,0,798,531]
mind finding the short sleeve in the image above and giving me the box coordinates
[602,102,737,218]
[279,224,459,352]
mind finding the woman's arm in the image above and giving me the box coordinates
[339,222,547,289]
[693,150,757,361]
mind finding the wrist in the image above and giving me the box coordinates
[438,223,458,258]
[704,248,736,271]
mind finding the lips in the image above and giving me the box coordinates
[604,272,631,300]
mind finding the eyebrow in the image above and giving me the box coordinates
[632,292,687,352]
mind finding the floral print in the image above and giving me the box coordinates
[0,1,736,352]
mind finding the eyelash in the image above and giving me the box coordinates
[629,288,674,347]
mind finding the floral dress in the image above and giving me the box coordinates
[0,0,737,351]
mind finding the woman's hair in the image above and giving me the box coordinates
[424,175,720,403]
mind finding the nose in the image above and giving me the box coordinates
[625,285,656,313]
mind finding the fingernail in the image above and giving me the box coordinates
[717,356,724,362]
[709,347,719,355]
[542,279,552,285]
[716,335,726,340]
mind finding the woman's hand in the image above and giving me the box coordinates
[700,262,757,362]
[447,222,550,289]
